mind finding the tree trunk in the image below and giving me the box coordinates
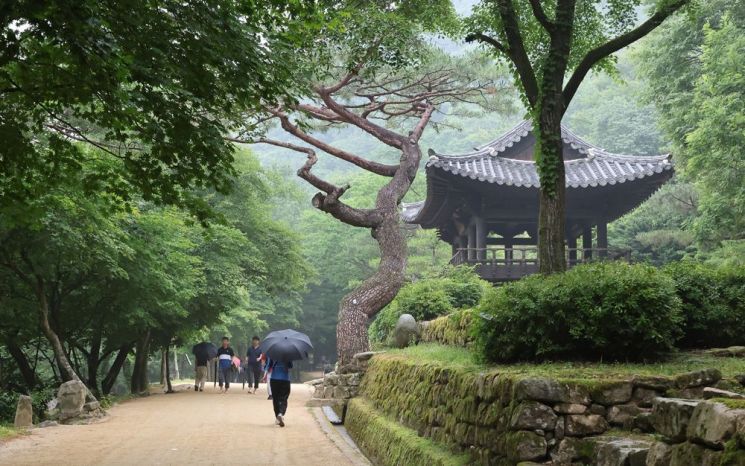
[37,295,78,383]
[5,340,37,389]
[102,343,133,395]
[164,345,173,393]
[336,214,408,365]
[159,350,166,386]
[86,322,104,397]
[130,329,151,394]
[536,100,568,274]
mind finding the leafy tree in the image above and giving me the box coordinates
[465,0,689,272]
[636,0,745,250]
[0,0,314,215]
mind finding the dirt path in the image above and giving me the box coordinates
[0,384,367,466]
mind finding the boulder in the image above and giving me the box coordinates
[565,414,609,437]
[37,420,59,428]
[591,381,633,405]
[590,404,608,416]
[686,401,740,449]
[650,398,701,442]
[14,395,33,428]
[57,380,87,421]
[669,442,722,466]
[607,403,644,427]
[646,441,672,466]
[735,374,745,387]
[633,412,655,433]
[674,368,722,389]
[703,387,745,400]
[554,437,596,464]
[510,401,558,431]
[393,314,418,348]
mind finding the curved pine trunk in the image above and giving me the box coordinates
[336,214,408,364]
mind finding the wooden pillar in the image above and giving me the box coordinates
[475,217,486,261]
[597,221,608,258]
[504,237,513,264]
[583,226,593,261]
[467,223,476,261]
[567,235,577,265]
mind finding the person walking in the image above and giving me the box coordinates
[246,336,263,394]
[265,356,292,427]
[194,351,208,392]
[216,337,234,393]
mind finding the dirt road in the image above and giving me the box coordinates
[0,384,368,466]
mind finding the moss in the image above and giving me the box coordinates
[711,398,745,410]
[345,398,471,466]
[420,310,474,348]
[719,439,745,466]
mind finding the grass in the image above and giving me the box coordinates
[0,424,24,440]
[389,343,745,381]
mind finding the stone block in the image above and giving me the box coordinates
[591,381,633,405]
[554,403,587,414]
[633,376,674,391]
[14,395,33,428]
[565,414,609,437]
[510,401,558,431]
[703,387,745,400]
[634,387,661,408]
[499,430,548,462]
[646,441,672,466]
[554,437,596,463]
[650,398,700,442]
[590,404,608,416]
[594,437,651,466]
[686,401,740,449]
[607,403,644,426]
[674,368,722,389]
[515,377,586,404]
[57,380,87,420]
[669,441,722,466]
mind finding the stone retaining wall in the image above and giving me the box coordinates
[418,310,473,348]
[345,353,745,465]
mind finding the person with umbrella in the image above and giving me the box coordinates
[216,337,235,393]
[262,329,313,427]
[191,342,217,392]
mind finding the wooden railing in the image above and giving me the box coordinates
[450,246,631,281]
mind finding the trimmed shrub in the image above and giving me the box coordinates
[420,309,474,347]
[473,262,683,362]
[369,266,488,344]
[663,261,745,348]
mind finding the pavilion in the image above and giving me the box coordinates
[402,120,674,282]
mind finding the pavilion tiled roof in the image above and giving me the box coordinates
[425,120,673,189]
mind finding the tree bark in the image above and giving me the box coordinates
[36,293,79,383]
[101,343,133,395]
[164,345,173,393]
[537,103,568,274]
[5,340,37,389]
[130,329,151,394]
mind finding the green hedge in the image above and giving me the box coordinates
[473,262,683,362]
[369,266,487,344]
[664,261,745,348]
[420,309,474,347]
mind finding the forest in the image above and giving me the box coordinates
[1,0,743,421]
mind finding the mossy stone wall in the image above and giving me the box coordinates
[419,310,473,348]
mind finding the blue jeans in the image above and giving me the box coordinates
[218,366,232,388]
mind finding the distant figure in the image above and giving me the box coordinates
[216,337,235,393]
[194,352,208,392]
[246,336,263,394]
[265,357,292,427]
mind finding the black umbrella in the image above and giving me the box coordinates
[192,342,218,361]
[261,329,313,362]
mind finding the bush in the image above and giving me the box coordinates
[663,261,745,348]
[369,266,488,344]
[0,386,57,424]
[473,262,683,362]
